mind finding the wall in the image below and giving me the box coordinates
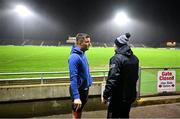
[0,82,106,117]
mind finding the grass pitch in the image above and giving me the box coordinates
[0,46,179,72]
[0,46,179,94]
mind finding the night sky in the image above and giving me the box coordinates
[0,0,180,44]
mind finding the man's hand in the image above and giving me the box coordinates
[102,98,108,104]
[74,99,82,111]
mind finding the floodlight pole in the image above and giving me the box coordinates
[22,17,25,41]
[14,5,32,41]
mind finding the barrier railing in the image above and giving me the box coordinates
[139,67,180,96]
[0,67,180,96]
[0,70,108,85]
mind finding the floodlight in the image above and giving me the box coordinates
[14,5,32,17]
[14,4,33,40]
[114,11,130,26]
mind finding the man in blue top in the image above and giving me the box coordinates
[68,33,93,119]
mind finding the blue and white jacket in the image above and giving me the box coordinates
[68,46,93,99]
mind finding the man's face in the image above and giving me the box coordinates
[80,37,91,52]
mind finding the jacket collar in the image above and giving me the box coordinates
[71,45,84,55]
[115,45,133,56]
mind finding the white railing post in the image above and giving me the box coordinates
[137,67,141,99]
[40,73,44,84]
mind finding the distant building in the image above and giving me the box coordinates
[166,41,176,47]
[66,37,76,44]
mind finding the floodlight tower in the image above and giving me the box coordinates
[14,5,32,40]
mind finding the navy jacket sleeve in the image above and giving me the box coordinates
[103,56,121,100]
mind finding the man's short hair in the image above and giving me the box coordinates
[76,33,90,42]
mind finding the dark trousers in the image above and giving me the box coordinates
[107,100,132,118]
[69,87,89,112]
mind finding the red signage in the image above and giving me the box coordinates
[157,70,176,92]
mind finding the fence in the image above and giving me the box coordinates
[0,67,180,96]
[139,67,180,96]
[0,70,108,85]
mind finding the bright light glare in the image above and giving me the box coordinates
[114,12,130,26]
[14,5,32,17]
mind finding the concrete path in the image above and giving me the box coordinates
[34,102,180,118]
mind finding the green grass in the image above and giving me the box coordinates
[133,48,179,67]
[0,46,179,94]
[0,46,180,72]
[0,46,71,72]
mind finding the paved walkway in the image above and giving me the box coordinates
[33,95,180,118]
[34,102,180,118]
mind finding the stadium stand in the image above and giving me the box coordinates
[0,39,179,48]
[0,39,23,45]
[0,39,63,46]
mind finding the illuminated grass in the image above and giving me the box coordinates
[0,46,179,93]
[0,46,179,72]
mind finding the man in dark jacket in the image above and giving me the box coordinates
[68,33,93,119]
[103,33,139,118]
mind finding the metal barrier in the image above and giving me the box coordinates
[0,67,179,96]
[139,67,180,96]
[0,70,108,85]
